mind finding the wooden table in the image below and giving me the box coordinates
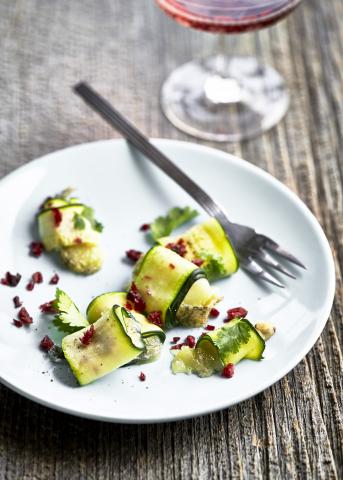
[0,1,342,478]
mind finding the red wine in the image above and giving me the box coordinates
[156,0,301,33]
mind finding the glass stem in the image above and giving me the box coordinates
[204,34,243,104]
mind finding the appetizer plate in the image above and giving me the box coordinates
[0,139,335,423]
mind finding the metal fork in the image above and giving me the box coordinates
[74,82,305,288]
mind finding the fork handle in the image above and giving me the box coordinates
[74,82,237,243]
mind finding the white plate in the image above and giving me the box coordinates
[0,139,335,423]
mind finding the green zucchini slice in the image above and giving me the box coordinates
[62,305,144,386]
[158,217,239,281]
[171,318,265,377]
[133,246,220,328]
[86,292,166,362]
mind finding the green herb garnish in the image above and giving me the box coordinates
[150,206,198,241]
[73,213,86,230]
[53,288,89,333]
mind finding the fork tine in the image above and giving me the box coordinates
[260,236,306,269]
[240,257,285,288]
[252,249,297,279]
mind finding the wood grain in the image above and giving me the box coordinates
[0,1,342,478]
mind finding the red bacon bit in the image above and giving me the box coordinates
[127,282,146,313]
[126,249,142,262]
[225,307,248,322]
[49,273,59,285]
[74,237,82,245]
[171,336,180,344]
[171,344,183,350]
[13,296,23,308]
[210,308,220,318]
[39,300,56,314]
[222,363,235,378]
[32,271,43,284]
[205,324,215,331]
[1,272,21,287]
[80,325,95,346]
[26,281,35,291]
[13,319,23,328]
[40,335,54,351]
[147,311,162,327]
[169,263,176,269]
[29,241,44,258]
[140,223,150,232]
[166,238,187,257]
[52,208,63,227]
[139,371,146,381]
[186,335,196,348]
[192,258,204,267]
[18,307,33,325]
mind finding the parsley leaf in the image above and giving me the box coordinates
[73,213,86,230]
[198,250,227,281]
[215,320,252,355]
[82,206,104,233]
[53,288,89,333]
[150,207,198,241]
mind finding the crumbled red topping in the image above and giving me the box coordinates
[29,241,44,258]
[169,263,175,269]
[139,371,146,381]
[192,258,204,267]
[1,272,21,287]
[171,336,180,344]
[49,273,59,285]
[13,319,23,328]
[52,208,63,227]
[26,281,34,291]
[170,344,183,350]
[124,301,133,311]
[147,311,163,327]
[186,335,196,348]
[18,307,33,325]
[40,335,54,351]
[13,296,23,308]
[32,271,43,284]
[80,325,95,346]
[225,307,248,322]
[126,249,142,262]
[140,223,150,232]
[205,325,215,331]
[210,308,220,318]
[74,237,82,244]
[127,282,146,313]
[166,238,187,257]
[222,363,235,378]
[39,300,57,314]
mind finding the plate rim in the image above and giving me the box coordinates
[0,138,336,423]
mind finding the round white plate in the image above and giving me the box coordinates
[0,139,335,423]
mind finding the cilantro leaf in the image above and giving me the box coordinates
[53,288,89,333]
[198,250,227,281]
[82,206,104,233]
[73,213,86,230]
[150,207,198,241]
[215,320,252,355]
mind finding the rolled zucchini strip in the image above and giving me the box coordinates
[158,217,239,281]
[62,305,144,386]
[133,246,220,329]
[38,190,103,274]
[86,292,166,363]
[172,318,265,377]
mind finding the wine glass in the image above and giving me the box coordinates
[156,0,302,142]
